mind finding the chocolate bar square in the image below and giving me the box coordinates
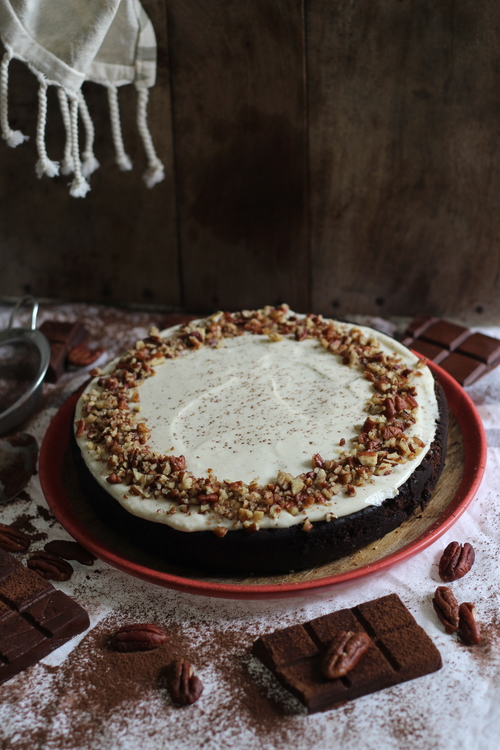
[457,332,500,364]
[438,352,487,387]
[252,594,442,714]
[406,314,436,338]
[409,339,448,364]
[421,320,470,350]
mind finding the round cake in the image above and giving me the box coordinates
[72,306,448,574]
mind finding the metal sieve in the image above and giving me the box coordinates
[0,297,50,436]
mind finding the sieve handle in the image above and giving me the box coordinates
[8,296,39,331]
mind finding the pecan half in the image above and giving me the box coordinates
[166,658,204,705]
[322,630,371,679]
[0,523,31,553]
[432,586,459,634]
[44,540,96,566]
[68,343,105,367]
[458,602,481,645]
[27,551,73,581]
[110,623,168,652]
[438,541,475,582]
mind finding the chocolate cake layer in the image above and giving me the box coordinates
[70,382,448,575]
[252,593,442,713]
[0,549,89,683]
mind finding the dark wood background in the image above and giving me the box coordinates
[1,0,500,322]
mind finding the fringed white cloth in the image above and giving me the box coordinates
[0,0,164,198]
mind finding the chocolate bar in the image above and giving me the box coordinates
[0,549,89,683]
[402,315,500,386]
[252,594,442,714]
[40,320,88,382]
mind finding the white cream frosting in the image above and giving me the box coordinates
[76,322,439,532]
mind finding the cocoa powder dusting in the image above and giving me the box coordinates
[9,513,47,543]
[36,505,53,523]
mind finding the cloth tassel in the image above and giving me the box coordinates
[35,77,59,178]
[68,95,90,197]
[81,152,100,179]
[78,92,99,178]
[57,87,74,175]
[136,86,164,188]
[107,85,132,171]
[0,49,29,148]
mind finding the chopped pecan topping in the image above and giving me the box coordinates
[213,526,228,538]
[169,455,186,472]
[75,418,86,437]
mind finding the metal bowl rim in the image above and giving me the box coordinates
[0,327,50,426]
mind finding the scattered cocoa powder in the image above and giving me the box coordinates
[36,505,53,523]
[9,513,47,543]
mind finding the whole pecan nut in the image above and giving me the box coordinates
[68,343,105,367]
[0,523,31,553]
[458,602,481,645]
[322,630,371,680]
[27,551,73,581]
[167,658,204,705]
[44,540,97,566]
[438,541,475,582]
[110,623,168,652]
[432,586,459,634]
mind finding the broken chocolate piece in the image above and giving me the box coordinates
[252,593,442,714]
[0,549,89,684]
[403,315,500,386]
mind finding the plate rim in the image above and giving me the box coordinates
[39,362,487,600]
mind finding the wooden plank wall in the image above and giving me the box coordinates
[0,0,180,309]
[1,0,500,322]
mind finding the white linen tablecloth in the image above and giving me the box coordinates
[0,304,499,750]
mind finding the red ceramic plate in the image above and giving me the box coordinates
[39,362,486,600]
